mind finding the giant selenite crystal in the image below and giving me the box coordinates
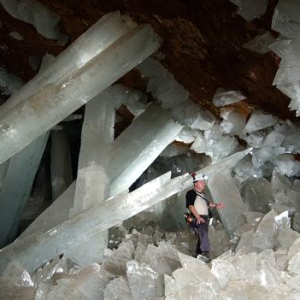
[107,104,182,195]
[0,134,49,248]
[0,12,161,164]
[208,169,247,237]
[70,94,114,215]
[0,173,173,273]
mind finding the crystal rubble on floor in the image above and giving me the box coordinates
[243,31,276,54]
[4,207,300,299]
[0,133,49,248]
[50,131,73,200]
[229,0,268,21]
[212,88,245,107]
[0,66,24,96]
[208,169,247,237]
[0,0,65,40]
[0,13,161,164]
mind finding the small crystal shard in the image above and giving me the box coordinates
[212,88,245,107]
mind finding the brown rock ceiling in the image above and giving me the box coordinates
[0,0,296,121]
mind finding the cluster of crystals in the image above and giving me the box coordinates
[141,55,300,176]
[271,0,300,116]
[2,205,300,300]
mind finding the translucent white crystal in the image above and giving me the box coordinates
[172,102,215,130]
[191,130,239,162]
[234,156,264,182]
[46,263,111,300]
[288,252,300,274]
[190,110,216,131]
[33,256,68,286]
[0,172,183,273]
[220,107,246,136]
[243,32,276,54]
[164,274,177,298]
[258,259,282,289]
[138,57,189,109]
[3,261,33,287]
[263,130,285,147]
[107,104,182,195]
[232,252,258,281]
[71,94,113,216]
[172,265,220,292]
[0,13,160,164]
[241,177,274,213]
[0,0,63,40]
[175,126,198,144]
[287,238,300,261]
[104,276,133,300]
[229,0,268,21]
[278,228,300,249]
[273,40,300,86]
[211,259,237,288]
[252,209,280,250]
[269,38,292,59]
[252,147,283,169]
[208,169,247,237]
[245,110,278,133]
[177,252,205,270]
[141,244,181,275]
[212,88,245,107]
[177,282,218,300]
[126,260,164,300]
[243,131,266,148]
[219,280,269,299]
[272,0,300,39]
[274,154,300,177]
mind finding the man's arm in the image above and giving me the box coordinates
[189,205,205,224]
[209,202,225,209]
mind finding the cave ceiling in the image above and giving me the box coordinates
[0,0,295,123]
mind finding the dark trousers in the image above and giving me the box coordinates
[192,218,210,255]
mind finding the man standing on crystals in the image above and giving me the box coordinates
[185,172,225,259]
